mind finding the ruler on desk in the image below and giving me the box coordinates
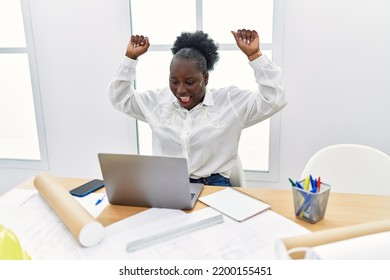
[126,211,224,252]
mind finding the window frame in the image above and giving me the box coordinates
[130,0,285,182]
[247,0,286,182]
[0,0,48,169]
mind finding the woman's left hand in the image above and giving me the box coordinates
[231,29,262,60]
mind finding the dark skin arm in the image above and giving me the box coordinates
[231,29,262,61]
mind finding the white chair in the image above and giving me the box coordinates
[230,155,246,187]
[301,144,390,195]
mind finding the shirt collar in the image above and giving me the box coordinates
[202,89,214,106]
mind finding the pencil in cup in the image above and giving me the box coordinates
[292,181,331,223]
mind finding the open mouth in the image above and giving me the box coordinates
[179,96,191,104]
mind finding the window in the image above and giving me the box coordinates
[0,0,48,169]
[130,0,284,181]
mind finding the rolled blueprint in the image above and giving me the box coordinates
[275,219,390,259]
[33,173,105,247]
[304,231,390,259]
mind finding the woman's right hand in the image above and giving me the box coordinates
[125,35,150,60]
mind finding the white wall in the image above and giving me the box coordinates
[1,0,390,194]
[266,0,390,190]
[0,0,137,193]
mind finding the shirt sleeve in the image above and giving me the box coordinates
[108,56,148,122]
[231,54,287,128]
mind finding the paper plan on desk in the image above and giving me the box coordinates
[199,188,271,221]
[0,189,82,259]
[0,189,310,260]
[79,207,223,258]
[0,189,107,259]
[78,207,309,260]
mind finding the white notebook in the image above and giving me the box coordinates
[199,188,271,222]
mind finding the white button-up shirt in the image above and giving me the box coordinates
[109,55,286,179]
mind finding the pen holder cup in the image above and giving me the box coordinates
[292,182,331,224]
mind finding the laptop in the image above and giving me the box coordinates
[98,153,204,210]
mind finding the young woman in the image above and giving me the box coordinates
[108,29,287,186]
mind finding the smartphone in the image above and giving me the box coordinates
[69,179,105,197]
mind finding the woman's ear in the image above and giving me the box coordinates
[204,72,209,86]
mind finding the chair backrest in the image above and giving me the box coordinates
[230,155,246,187]
[301,144,390,195]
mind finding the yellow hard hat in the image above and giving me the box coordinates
[0,224,31,260]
